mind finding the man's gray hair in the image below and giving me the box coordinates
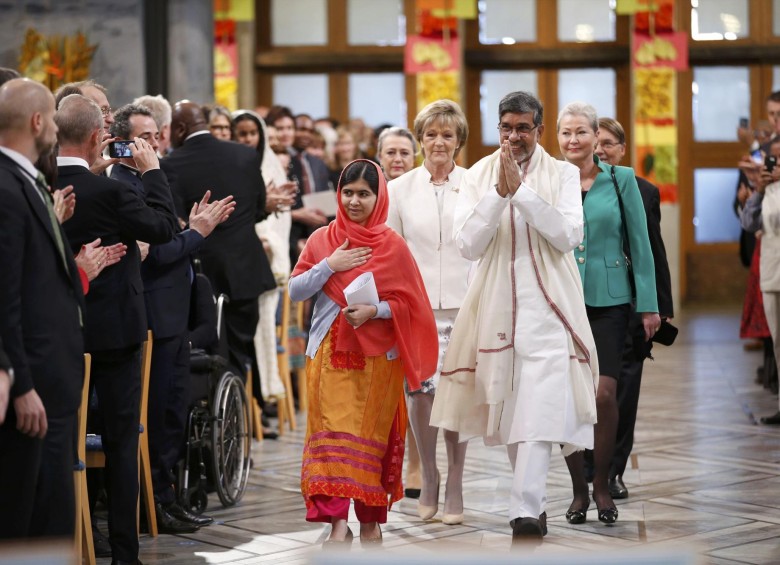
[557,101,598,133]
[55,94,102,145]
[498,91,544,127]
[110,104,154,139]
[132,94,171,129]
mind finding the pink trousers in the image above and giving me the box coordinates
[306,495,387,523]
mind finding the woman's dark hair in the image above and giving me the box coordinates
[231,111,266,161]
[340,160,379,195]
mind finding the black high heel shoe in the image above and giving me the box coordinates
[565,503,589,525]
[597,506,618,524]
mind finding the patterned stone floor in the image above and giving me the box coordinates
[99,307,780,564]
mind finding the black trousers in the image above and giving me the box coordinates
[90,345,142,562]
[147,334,189,505]
[611,311,648,478]
[0,409,76,538]
[224,296,259,379]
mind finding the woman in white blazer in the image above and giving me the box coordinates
[386,100,473,525]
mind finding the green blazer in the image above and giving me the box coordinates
[574,157,658,313]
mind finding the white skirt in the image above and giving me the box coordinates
[408,308,458,396]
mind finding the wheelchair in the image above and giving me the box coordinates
[178,281,252,513]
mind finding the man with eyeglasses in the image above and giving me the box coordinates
[109,103,232,535]
[431,91,598,547]
[73,79,120,176]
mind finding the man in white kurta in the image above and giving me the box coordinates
[430,91,598,546]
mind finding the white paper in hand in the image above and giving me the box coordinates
[344,272,379,306]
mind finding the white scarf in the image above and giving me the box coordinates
[432,146,598,452]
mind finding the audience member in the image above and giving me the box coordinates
[163,101,274,382]
[740,136,780,424]
[56,93,177,564]
[377,126,416,181]
[0,78,86,540]
[110,102,234,533]
[71,79,120,176]
[327,126,361,188]
[203,104,232,141]
[133,94,173,156]
[267,105,327,262]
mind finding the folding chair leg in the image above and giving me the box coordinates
[81,471,95,565]
[139,434,157,536]
[252,398,264,442]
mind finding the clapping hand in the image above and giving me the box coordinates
[189,190,237,237]
[53,185,76,223]
[75,238,128,281]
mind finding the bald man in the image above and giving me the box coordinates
[0,78,85,538]
[163,101,274,381]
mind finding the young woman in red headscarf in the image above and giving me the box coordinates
[289,159,437,548]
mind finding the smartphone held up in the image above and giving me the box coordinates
[108,140,134,159]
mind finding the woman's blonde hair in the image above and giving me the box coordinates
[413,99,468,158]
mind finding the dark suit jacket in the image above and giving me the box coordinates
[57,165,177,351]
[0,153,85,418]
[111,164,204,340]
[162,133,275,301]
[637,177,674,318]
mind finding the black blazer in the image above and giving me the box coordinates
[162,133,275,301]
[111,164,204,340]
[0,153,84,418]
[637,177,674,318]
[57,164,177,351]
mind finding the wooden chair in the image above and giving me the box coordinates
[275,289,296,432]
[137,330,157,537]
[75,353,95,565]
[84,330,157,546]
[245,366,263,442]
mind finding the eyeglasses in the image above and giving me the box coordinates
[100,106,112,117]
[497,123,539,137]
[210,124,231,131]
[596,141,624,150]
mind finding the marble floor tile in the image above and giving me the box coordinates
[92,309,780,564]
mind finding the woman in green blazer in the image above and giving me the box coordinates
[557,102,661,526]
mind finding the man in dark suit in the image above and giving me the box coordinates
[56,93,177,565]
[595,118,674,500]
[0,78,85,539]
[109,103,234,533]
[162,101,276,380]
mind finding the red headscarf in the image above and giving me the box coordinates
[291,160,437,391]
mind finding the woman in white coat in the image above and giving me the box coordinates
[386,99,473,524]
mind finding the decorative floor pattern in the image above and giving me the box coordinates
[98,308,780,564]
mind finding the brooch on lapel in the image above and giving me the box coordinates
[451,186,459,193]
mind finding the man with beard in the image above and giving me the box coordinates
[0,78,86,538]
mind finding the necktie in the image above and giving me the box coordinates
[34,172,70,273]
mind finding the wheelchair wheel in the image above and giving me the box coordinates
[182,486,209,515]
[211,371,251,506]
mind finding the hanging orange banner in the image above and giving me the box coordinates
[405,35,460,74]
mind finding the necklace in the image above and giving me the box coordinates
[430,177,448,186]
